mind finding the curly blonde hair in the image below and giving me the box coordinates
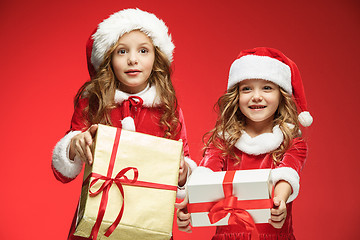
[204,83,300,165]
[74,41,180,139]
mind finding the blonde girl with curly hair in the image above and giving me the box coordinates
[177,47,313,240]
[51,9,196,240]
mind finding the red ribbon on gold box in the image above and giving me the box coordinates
[74,124,182,240]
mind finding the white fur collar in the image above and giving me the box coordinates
[235,125,284,155]
[114,84,161,107]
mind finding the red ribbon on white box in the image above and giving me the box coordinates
[188,171,273,240]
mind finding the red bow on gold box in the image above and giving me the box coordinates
[74,124,183,240]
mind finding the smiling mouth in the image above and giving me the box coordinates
[249,105,266,109]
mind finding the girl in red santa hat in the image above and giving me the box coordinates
[176,47,313,239]
[51,8,196,240]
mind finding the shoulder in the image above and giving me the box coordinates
[282,137,308,162]
[76,97,89,108]
[200,137,230,171]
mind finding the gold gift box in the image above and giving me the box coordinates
[74,124,182,240]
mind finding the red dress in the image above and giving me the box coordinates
[199,126,307,240]
[51,86,196,239]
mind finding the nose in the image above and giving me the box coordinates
[251,90,263,102]
[127,53,138,65]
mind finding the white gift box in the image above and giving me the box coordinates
[187,167,273,227]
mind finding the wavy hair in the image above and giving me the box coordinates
[74,40,180,139]
[204,83,300,165]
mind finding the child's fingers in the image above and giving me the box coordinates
[272,196,281,207]
[177,160,188,186]
[271,207,285,216]
[84,131,94,146]
[74,146,86,164]
[71,135,90,165]
[270,198,287,229]
[78,137,91,163]
[85,145,93,165]
[271,199,286,215]
[177,224,192,233]
[270,211,286,222]
[178,161,184,177]
[175,196,188,210]
[271,197,285,212]
[177,209,191,222]
[177,217,191,228]
[88,124,98,137]
[179,152,185,173]
[268,218,286,229]
[82,126,97,164]
[179,157,185,170]
[176,209,192,233]
[269,203,287,229]
[82,132,94,164]
[181,226,192,233]
[175,196,192,232]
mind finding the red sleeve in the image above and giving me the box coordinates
[199,141,226,171]
[276,138,307,174]
[70,98,89,131]
[51,164,75,183]
[51,98,89,183]
[177,107,191,158]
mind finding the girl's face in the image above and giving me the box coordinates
[112,30,155,94]
[238,79,281,128]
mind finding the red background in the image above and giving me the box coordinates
[1,0,359,239]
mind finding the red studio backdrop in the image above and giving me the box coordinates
[1,0,359,239]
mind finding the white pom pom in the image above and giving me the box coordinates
[298,111,313,127]
[121,116,136,131]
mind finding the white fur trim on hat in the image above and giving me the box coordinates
[234,125,284,155]
[228,55,292,94]
[271,167,300,203]
[298,111,313,127]
[52,131,83,179]
[91,8,175,70]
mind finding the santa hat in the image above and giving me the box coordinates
[86,8,175,77]
[228,47,313,127]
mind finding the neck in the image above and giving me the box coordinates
[119,82,149,94]
[119,83,150,95]
[244,119,274,137]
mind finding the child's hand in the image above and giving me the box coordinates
[269,196,287,229]
[178,151,189,186]
[175,196,192,233]
[69,125,98,165]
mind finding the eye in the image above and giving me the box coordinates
[117,49,127,55]
[139,48,149,54]
[263,85,273,90]
[240,86,251,92]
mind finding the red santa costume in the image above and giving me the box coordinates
[197,47,313,240]
[51,9,196,240]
